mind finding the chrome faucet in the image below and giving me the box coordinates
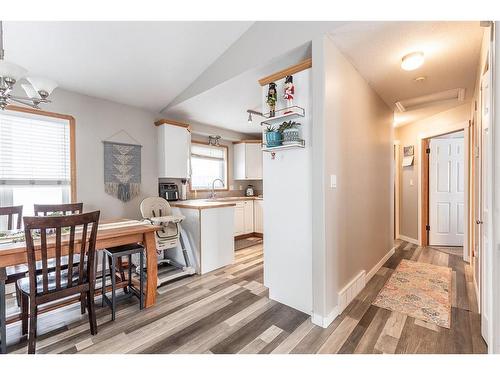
[210,178,224,199]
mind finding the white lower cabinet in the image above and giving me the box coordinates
[234,204,245,236]
[234,200,255,236]
[254,199,263,234]
[243,200,254,234]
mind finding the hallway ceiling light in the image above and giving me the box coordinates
[401,52,425,71]
[0,21,58,110]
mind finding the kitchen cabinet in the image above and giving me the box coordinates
[243,200,254,234]
[234,204,245,236]
[233,141,262,180]
[254,199,263,234]
[157,120,191,178]
[234,199,254,236]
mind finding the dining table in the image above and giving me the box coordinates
[0,218,162,325]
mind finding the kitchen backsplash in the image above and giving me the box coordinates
[158,178,263,199]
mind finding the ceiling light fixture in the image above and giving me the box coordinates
[401,51,424,71]
[0,21,58,110]
[247,113,252,123]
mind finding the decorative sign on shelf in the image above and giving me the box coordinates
[103,140,142,202]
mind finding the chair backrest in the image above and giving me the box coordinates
[23,211,100,296]
[34,203,84,216]
[140,197,172,218]
[0,205,23,230]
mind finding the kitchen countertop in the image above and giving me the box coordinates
[170,196,263,210]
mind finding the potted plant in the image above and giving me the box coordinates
[264,124,282,147]
[279,121,301,145]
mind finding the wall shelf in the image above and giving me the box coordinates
[260,106,305,126]
[262,140,305,154]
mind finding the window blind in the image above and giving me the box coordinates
[190,143,227,190]
[0,111,70,185]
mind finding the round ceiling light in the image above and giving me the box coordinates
[401,52,424,71]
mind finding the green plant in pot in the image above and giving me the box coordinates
[265,124,282,147]
[279,121,301,145]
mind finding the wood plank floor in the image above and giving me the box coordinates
[3,240,487,354]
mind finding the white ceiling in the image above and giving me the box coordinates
[165,44,311,135]
[328,21,483,126]
[3,21,253,112]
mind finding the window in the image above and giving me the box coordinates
[0,109,75,228]
[190,142,228,191]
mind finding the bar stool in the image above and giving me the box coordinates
[101,244,144,321]
[0,267,6,354]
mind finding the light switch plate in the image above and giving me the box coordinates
[330,175,337,188]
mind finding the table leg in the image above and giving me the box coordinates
[143,231,157,308]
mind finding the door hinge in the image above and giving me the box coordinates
[475,101,478,111]
[426,148,430,154]
[426,224,430,231]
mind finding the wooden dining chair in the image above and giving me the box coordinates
[19,211,100,354]
[0,205,27,314]
[34,203,83,216]
[35,203,128,307]
[0,205,23,230]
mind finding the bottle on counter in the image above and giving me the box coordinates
[181,179,188,200]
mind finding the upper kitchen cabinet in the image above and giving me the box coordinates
[156,119,191,179]
[233,140,262,180]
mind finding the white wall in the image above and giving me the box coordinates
[311,35,393,325]
[37,88,159,219]
[262,69,313,314]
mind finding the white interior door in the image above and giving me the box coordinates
[480,71,492,345]
[429,136,465,246]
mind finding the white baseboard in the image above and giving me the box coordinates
[311,307,339,328]
[398,235,419,245]
[366,246,396,282]
[338,270,366,313]
[311,246,396,329]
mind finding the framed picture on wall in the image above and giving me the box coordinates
[403,145,414,157]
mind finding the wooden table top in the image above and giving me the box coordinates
[0,218,161,256]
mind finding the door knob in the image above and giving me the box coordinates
[476,220,483,225]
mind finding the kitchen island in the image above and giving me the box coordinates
[170,199,236,274]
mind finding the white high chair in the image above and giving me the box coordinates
[140,197,196,285]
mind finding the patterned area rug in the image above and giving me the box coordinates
[373,259,452,328]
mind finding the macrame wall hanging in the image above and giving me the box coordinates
[102,130,142,202]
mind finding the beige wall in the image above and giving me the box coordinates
[395,104,471,240]
[316,35,393,316]
[34,88,159,220]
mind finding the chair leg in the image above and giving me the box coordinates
[87,290,97,335]
[117,257,128,294]
[80,292,86,314]
[27,301,37,354]
[20,293,28,336]
[110,257,116,321]
[101,251,106,307]
[15,282,21,308]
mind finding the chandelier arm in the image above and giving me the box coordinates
[8,97,40,109]
[9,94,51,103]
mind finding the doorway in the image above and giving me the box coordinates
[428,131,465,247]
[419,123,470,261]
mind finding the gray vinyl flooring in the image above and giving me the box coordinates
[2,240,486,354]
